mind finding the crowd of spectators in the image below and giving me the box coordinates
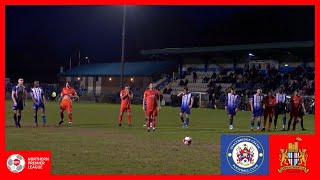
[207,65,314,96]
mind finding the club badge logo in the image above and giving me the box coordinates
[226,136,264,174]
[278,137,309,173]
[7,154,26,173]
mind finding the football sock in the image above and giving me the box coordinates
[17,115,21,124]
[127,115,131,125]
[300,118,304,129]
[118,115,123,124]
[274,116,278,128]
[13,114,17,127]
[180,117,184,123]
[250,120,254,129]
[186,118,190,126]
[268,117,272,129]
[257,121,261,129]
[152,118,156,128]
[147,118,151,128]
[229,118,233,126]
[282,116,286,129]
[287,118,292,129]
[60,112,64,120]
[263,116,267,128]
[42,115,46,124]
[68,113,72,122]
[293,119,297,130]
[34,115,38,124]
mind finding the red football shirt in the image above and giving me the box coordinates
[144,89,159,110]
[291,95,303,110]
[61,87,76,98]
[120,90,132,107]
[265,96,276,107]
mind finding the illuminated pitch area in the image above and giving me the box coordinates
[5,100,314,174]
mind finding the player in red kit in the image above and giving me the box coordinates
[287,90,306,131]
[118,85,133,126]
[262,91,276,131]
[143,82,160,132]
[58,81,78,125]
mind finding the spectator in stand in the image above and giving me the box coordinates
[182,65,187,78]
[168,87,172,94]
[184,78,189,86]
[179,79,184,86]
[192,71,197,83]
[203,76,210,83]
[163,87,168,94]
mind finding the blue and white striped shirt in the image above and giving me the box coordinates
[225,93,240,109]
[181,92,192,108]
[251,94,264,110]
[30,87,44,103]
[276,93,286,104]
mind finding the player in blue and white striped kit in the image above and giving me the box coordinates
[11,78,27,128]
[177,87,194,128]
[224,88,240,130]
[249,88,264,131]
[30,81,47,127]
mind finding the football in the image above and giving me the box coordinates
[183,137,192,145]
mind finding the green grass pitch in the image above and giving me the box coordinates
[5,100,314,174]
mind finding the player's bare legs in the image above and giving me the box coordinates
[267,112,273,131]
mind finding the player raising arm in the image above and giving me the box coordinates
[118,85,133,126]
[11,78,27,127]
[30,81,47,127]
[58,81,79,125]
[143,82,160,132]
[177,87,194,128]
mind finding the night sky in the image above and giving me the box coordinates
[5,6,314,83]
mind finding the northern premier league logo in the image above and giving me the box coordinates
[221,135,269,175]
[7,154,26,173]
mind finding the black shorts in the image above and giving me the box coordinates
[13,101,24,111]
[275,103,286,115]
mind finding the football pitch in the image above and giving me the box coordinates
[5,100,314,175]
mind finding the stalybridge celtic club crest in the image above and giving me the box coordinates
[278,137,309,173]
[226,136,265,174]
